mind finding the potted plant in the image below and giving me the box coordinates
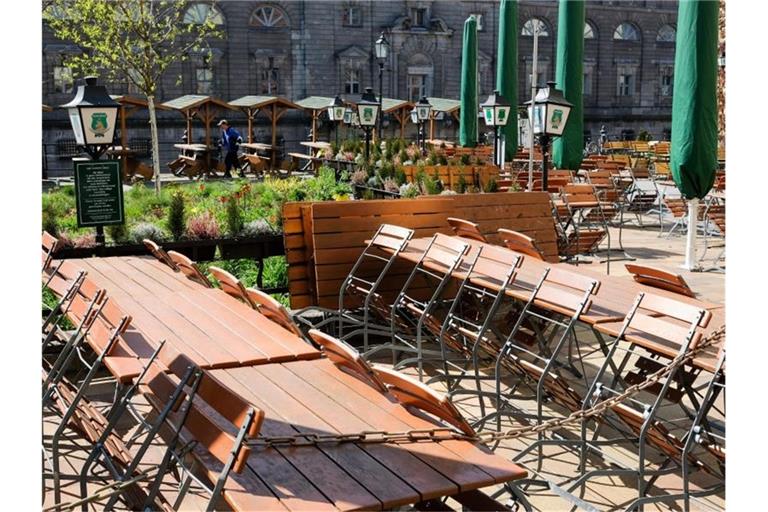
[220,219,283,259]
[179,212,220,260]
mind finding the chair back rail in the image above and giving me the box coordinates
[143,239,179,271]
[208,266,254,307]
[497,228,546,261]
[625,264,695,298]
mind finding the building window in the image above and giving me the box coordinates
[583,70,593,96]
[196,68,213,94]
[584,21,596,39]
[471,13,484,31]
[521,18,550,37]
[342,4,362,26]
[411,8,427,28]
[183,3,224,25]
[408,74,427,102]
[344,66,360,94]
[524,61,548,92]
[613,22,640,41]
[53,65,73,94]
[657,24,676,42]
[660,67,673,96]
[259,61,280,94]
[617,69,635,97]
[250,5,289,28]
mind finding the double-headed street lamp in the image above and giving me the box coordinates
[410,96,432,154]
[357,87,380,162]
[480,89,512,168]
[374,32,390,141]
[327,95,346,147]
[524,81,573,191]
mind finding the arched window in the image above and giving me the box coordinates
[521,18,550,37]
[250,4,289,28]
[613,22,640,41]
[656,24,676,42]
[584,21,596,39]
[183,3,224,25]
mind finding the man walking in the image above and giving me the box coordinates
[217,119,243,178]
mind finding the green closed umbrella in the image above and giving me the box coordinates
[459,15,478,148]
[552,0,585,171]
[670,0,718,269]
[496,0,518,159]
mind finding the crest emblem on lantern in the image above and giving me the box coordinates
[362,107,374,123]
[551,109,563,130]
[90,112,109,138]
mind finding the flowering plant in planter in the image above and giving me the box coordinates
[186,212,220,240]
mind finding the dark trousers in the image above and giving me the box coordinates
[224,151,238,173]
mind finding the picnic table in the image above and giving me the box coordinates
[171,143,218,179]
[208,357,528,510]
[46,256,320,381]
[239,142,273,177]
[107,146,153,181]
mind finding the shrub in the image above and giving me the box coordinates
[72,232,97,248]
[241,219,276,237]
[129,222,166,244]
[484,177,499,193]
[383,177,400,194]
[186,212,220,240]
[106,223,128,244]
[457,173,467,194]
[438,154,448,165]
[42,202,58,237]
[399,182,420,198]
[224,195,244,236]
[351,169,368,186]
[394,166,407,185]
[459,154,471,165]
[167,190,186,241]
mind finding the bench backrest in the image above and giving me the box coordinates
[143,239,179,271]
[167,251,213,288]
[245,287,302,337]
[309,330,387,392]
[497,228,545,261]
[284,192,559,308]
[208,266,255,308]
[373,365,476,437]
[625,264,695,298]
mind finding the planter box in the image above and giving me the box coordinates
[164,239,219,261]
[218,234,284,260]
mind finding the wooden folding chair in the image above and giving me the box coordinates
[447,217,488,243]
[42,231,60,271]
[308,329,387,392]
[143,239,179,271]
[208,265,257,308]
[245,286,307,338]
[140,369,263,512]
[497,228,545,260]
[625,264,695,297]
[373,365,476,437]
[364,233,470,380]
[167,250,213,287]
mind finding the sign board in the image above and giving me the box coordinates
[73,160,124,227]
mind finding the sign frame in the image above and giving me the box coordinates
[73,160,125,228]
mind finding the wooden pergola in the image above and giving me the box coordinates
[110,95,169,173]
[426,97,461,140]
[381,98,414,139]
[295,96,335,143]
[229,95,300,167]
[161,95,236,168]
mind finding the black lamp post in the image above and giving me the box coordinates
[61,76,120,245]
[374,32,390,141]
[480,89,512,168]
[524,81,573,191]
[327,95,346,147]
[410,97,432,154]
[357,87,380,162]
[62,76,120,161]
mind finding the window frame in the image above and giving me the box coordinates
[53,65,74,94]
[250,4,289,29]
[521,18,550,37]
[183,3,225,26]
[613,22,641,42]
[342,4,362,27]
[195,67,214,95]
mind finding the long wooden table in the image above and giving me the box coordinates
[398,237,722,326]
[209,357,527,511]
[48,256,320,380]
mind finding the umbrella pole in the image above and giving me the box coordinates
[528,25,540,192]
[683,197,700,270]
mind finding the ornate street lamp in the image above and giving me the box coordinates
[357,87,380,162]
[62,76,120,160]
[480,89,512,167]
[327,95,346,147]
[374,32,390,141]
[524,81,573,191]
[410,96,432,154]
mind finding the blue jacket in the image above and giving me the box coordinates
[221,126,242,153]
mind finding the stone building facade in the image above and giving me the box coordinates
[42,0,679,175]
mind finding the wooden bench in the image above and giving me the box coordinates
[283,192,559,309]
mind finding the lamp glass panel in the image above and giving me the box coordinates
[417,105,430,121]
[529,104,546,134]
[545,104,570,136]
[357,103,378,126]
[410,110,418,123]
[79,106,118,145]
[482,106,495,126]
[68,108,85,145]
[496,105,511,127]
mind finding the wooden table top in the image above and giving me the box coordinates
[397,237,721,326]
[240,142,273,151]
[208,357,527,511]
[173,143,209,152]
[301,141,331,150]
[50,256,320,380]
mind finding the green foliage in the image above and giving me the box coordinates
[167,190,186,241]
[398,149,409,163]
[484,177,499,193]
[225,195,244,236]
[129,222,165,244]
[106,222,128,244]
[394,166,407,185]
[460,154,471,165]
[426,150,438,165]
[457,173,467,194]
[438,154,448,165]
[637,130,651,141]
[42,202,59,237]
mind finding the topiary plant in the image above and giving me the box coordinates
[166,190,186,241]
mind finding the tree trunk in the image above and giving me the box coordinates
[147,95,162,195]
